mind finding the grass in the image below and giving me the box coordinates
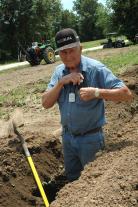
[101,46,138,73]
[0,80,47,110]
[81,39,104,48]
[0,87,28,107]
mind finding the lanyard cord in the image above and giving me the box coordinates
[69,83,76,93]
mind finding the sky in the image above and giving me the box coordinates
[61,0,106,10]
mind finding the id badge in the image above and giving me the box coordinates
[69,92,75,102]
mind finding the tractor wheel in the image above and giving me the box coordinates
[43,47,55,64]
[26,54,40,66]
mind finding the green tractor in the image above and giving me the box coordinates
[25,40,55,66]
[18,32,56,66]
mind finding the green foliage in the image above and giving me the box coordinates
[31,0,62,39]
[73,0,99,41]
[72,0,112,41]
[60,10,78,31]
[0,0,35,57]
[110,0,138,41]
[95,3,112,36]
[0,0,62,61]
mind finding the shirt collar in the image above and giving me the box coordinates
[63,55,87,76]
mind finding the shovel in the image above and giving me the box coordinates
[11,109,49,207]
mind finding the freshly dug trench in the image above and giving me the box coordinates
[0,134,67,207]
[32,174,68,203]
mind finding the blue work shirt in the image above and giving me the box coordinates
[47,55,125,135]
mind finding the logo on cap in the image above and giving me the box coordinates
[57,36,73,44]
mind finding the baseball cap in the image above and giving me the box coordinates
[55,28,80,52]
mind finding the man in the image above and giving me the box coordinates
[42,28,132,182]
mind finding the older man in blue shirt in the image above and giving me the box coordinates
[42,28,132,181]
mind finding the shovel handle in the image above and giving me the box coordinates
[13,124,49,207]
[27,156,49,207]
[13,124,30,157]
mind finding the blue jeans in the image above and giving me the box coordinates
[62,130,105,182]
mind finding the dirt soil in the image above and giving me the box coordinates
[0,47,138,207]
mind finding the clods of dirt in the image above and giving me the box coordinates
[0,135,65,207]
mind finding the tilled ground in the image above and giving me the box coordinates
[0,47,138,207]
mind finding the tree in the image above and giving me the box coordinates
[73,0,99,41]
[110,0,138,41]
[95,3,112,37]
[60,10,79,32]
[0,0,62,61]
[31,0,62,40]
[0,0,35,59]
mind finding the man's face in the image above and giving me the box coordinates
[59,46,82,69]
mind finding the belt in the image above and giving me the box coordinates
[64,127,102,137]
